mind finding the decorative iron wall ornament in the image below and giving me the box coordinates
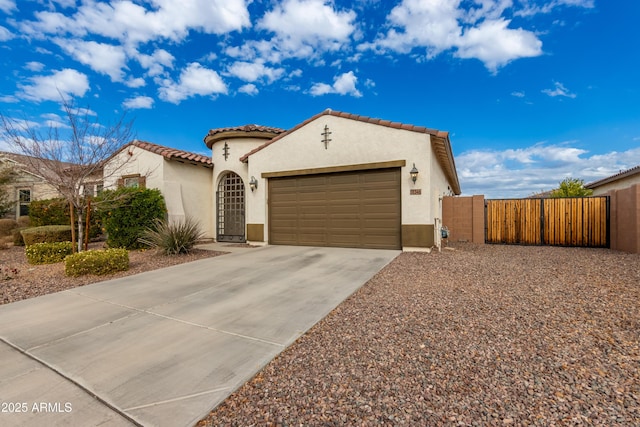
[223,141,230,161]
[321,125,332,149]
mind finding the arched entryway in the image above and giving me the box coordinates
[216,172,245,242]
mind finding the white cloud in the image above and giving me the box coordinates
[365,0,543,72]
[257,0,357,59]
[125,77,146,88]
[238,84,259,96]
[0,95,19,103]
[136,49,175,77]
[24,61,46,72]
[22,0,250,45]
[158,62,227,104]
[516,0,594,17]
[52,0,76,8]
[40,113,70,129]
[227,61,285,83]
[0,25,13,41]
[542,81,576,98]
[123,96,154,109]
[374,0,462,56]
[56,39,127,82]
[309,82,332,96]
[456,19,542,72]
[310,71,362,97]
[18,68,90,102]
[0,0,16,14]
[21,9,76,36]
[511,91,525,97]
[456,144,640,198]
[289,69,303,78]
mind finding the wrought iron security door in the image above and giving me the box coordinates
[217,172,246,242]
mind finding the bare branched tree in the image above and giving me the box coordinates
[1,98,135,251]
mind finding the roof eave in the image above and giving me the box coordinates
[585,165,640,189]
[241,110,462,194]
[204,129,284,149]
[431,133,461,195]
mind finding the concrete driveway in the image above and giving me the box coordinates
[0,245,398,427]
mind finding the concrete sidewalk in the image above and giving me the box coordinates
[0,245,398,427]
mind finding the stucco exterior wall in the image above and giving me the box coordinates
[103,147,164,190]
[246,115,453,246]
[4,172,60,218]
[608,184,640,254]
[104,147,215,238]
[442,195,486,244]
[591,173,640,195]
[210,137,266,187]
[163,160,213,237]
[210,137,270,239]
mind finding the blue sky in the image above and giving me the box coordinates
[1,0,638,198]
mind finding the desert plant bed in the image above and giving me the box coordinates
[0,243,226,305]
[198,243,640,426]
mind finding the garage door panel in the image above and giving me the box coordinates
[330,218,361,229]
[298,234,327,246]
[362,186,396,196]
[362,236,398,249]
[328,191,360,200]
[362,170,397,182]
[269,169,400,249]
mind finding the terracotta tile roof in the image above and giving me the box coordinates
[239,110,450,162]
[131,140,213,168]
[0,151,91,182]
[239,109,461,195]
[585,164,640,189]
[203,124,286,149]
[206,124,286,137]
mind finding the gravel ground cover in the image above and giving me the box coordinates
[198,244,640,426]
[0,244,226,305]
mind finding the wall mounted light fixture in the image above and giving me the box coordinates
[249,176,258,192]
[410,163,419,184]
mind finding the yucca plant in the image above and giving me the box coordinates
[138,217,204,255]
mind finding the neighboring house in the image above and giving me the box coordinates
[103,140,214,236]
[205,109,461,250]
[0,152,69,218]
[586,165,640,195]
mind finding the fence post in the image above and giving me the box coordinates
[539,199,545,245]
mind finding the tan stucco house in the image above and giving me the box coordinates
[586,165,640,195]
[204,110,461,250]
[104,110,460,250]
[103,140,214,235]
[0,152,74,218]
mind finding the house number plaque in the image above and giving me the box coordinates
[410,189,422,195]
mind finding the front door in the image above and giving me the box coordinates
[216,172,246,242]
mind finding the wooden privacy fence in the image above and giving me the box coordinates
[485,197,610,247]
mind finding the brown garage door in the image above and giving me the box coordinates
[269,168,401,249]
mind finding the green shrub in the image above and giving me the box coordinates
[13,227,26,246]
[64,248,129,277]
[25,241,74,265]
[139,217,204,255]
[28,198,68,226]
[21,225,72,246]
[27,198,102,239]
[0,218,18,236]
[97,188,166,249]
